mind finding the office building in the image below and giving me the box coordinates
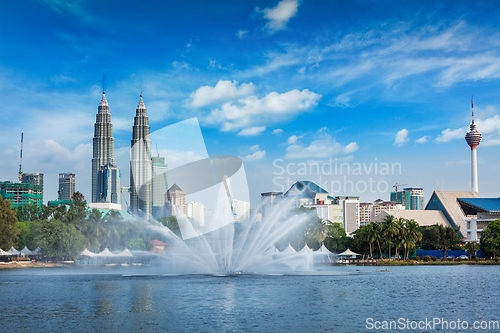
[21,173,44,201]
[187,202,205,226]
[152,156,168,220]
[92,91,118,203]
[0,181,42,208]
[231,199,250,222]
[58,173,75,201]
[390,187,424,210]
[130,94,152,217]
[164,184,186,217]
[97,163,121,205]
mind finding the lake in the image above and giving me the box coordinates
[1,265,499,332]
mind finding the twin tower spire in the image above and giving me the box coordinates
[91,87,151,215]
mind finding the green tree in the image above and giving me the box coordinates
[35,219,84,260]
[324,222,349,253]
[431,224,461,259]
[465,241,479,257]
[14,220,37,250]
[480,220,500,258]
[159,216,181,238]
[403,219,422,260]
[0,195,19,250]
[382,215,399,259]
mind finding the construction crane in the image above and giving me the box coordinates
[392,183,407,203]
[18,132,23,182]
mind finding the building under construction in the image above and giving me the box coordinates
[0,181,43,208]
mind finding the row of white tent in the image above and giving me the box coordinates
[79,248,133,257]
[264,244,360,257]
[0,246,41,256]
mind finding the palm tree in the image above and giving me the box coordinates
[394,217,406,259]
[371,222,384,259]
[404,219,422,260]
[382,215,399,259]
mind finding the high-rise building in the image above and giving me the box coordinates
[0,181,42,208]
[92,91,118,203]
[231,199,250,222]
[164,184,186,217]
[21,173,44,201]
[98,163,121,204]
[390,187,424,210]
[130,94,152,217]
[187,202,205,226]
[152,156,168,220]
[58,173,75,200]
[465,98,481,193]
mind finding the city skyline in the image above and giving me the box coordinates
[0,0,499,207]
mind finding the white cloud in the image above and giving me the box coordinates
[287,135,302,144]
[344,142,359,153]
[188,80,255,108]
[435,127,466,143]
[394,129,409,146]
[244,150,265,162]
[172,61,190,69]
[207,89,321,132]
[257,0,299,32]
[272,128,283,134]
[237,126,266,136]
[284,133,354,160]
[415,135,431,144]
[249,144,260,152]
[237,30,248,39]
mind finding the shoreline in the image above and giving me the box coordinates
[0,262,70,269]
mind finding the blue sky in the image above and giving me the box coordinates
[1,0,499,207]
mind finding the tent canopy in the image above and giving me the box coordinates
[96,248,115,257]
[264,245,279,255]
[338,249,360,256]
[8,247,19,255]
[20,246,32,255]
[281,244,297,255]
[115,249,133,257]
[316,244,333,255]
[0,248,12,255]
[300,244,313,253]
[79,249,97,257]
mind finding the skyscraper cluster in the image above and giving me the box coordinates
[91,89,168,218]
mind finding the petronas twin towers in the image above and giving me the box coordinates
[91,89,153,216]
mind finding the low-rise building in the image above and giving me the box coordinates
[457,198,500,242]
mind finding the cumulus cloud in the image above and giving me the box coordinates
[237,126,266,136]
[416,135,431,144]
[207,89,321,132]
[394,129,409,146]
[435,127,466,143]
[257,0,299,32]
[244,150,266,162]
[272,128,283,134]
[188,80,255,108]
[249,144,260,152]
[237,30,248,39]
[287,135,302,144]
[284,133,356,160]
[344,142,359,153]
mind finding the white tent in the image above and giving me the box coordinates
[32,247,42,255]
[0,248,12,255]
[79,249,97,257]
[300,244,313,253]
[338,249,360,257]
[20,246,32,255]
[281,244,297,255]
[263,245,279,255]
[8,247,19,255]
[115,249,133,257]
[96,248,116,257]
[317,244,333,255]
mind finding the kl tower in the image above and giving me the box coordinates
[465,97,482,193]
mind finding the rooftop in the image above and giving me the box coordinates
[457,198,500,215]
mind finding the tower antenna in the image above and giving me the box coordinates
[18,133,23,182]
[471,95,474,124]
[140,81,142,97]
[103,76,106,94]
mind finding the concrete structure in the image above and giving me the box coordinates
[152,156,168,220]
[97,164,121,204]
[458,198,500,242]
[21,173,43,190]
[0,181,42,208]
[187,202,205,226]
[372,199,405,219]
[88,202,122,210]
[359,202,373,225]
[277,181,360,234]
[390,187,424,210]
[425,191,480,237]
[260,191,283,220]
[130,94,152,217]
[231,199,250,222]
[92,91,118,203]
[164,184,186,217]
[58,173,75,201]
[373,210,451,227]
[465,99,481,193]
